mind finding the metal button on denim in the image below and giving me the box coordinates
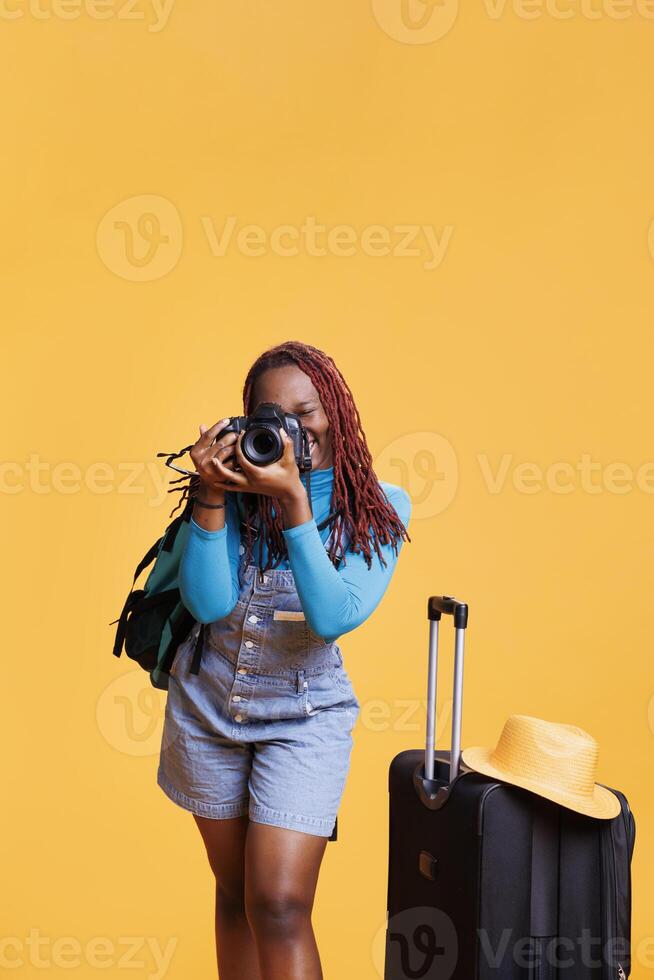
[157,548,361,838]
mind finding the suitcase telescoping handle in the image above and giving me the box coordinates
[423,595,469,789]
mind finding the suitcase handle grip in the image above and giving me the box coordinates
[428,595,468,629]
[424,595,468,791]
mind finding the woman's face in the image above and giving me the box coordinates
[251,365,334,470]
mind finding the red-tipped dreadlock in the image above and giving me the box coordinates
[236,341,411,574]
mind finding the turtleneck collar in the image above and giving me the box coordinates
[300,465,334,491]
[301,466,334,502]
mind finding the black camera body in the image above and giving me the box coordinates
[217,401,313,473]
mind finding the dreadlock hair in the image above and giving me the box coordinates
[166,340,411,574]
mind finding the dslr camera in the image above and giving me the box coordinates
[217,402,313,473]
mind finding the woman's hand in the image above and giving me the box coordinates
[190,418,239,499]
[209,426,305,503]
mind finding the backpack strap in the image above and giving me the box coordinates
[161,498,194,553]
[133,537,165,583]
[189,623,206,675]
[157,603,196,676]
[111,589,146,658]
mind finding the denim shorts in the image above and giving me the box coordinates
[157,553,361,838]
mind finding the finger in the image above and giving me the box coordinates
[203,478,241,493]
[206,434,238,461]
[197,417,231,447]
[282,429,297,460]
[211,454,249,488]
[196,446,235,479]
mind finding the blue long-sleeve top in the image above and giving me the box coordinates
[178,466,411,643]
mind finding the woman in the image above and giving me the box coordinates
[157,340,412,979]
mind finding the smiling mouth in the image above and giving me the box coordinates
[309,439,317,455]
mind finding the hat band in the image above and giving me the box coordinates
[490,743,599,799]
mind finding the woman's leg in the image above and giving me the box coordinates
[244,822,329,980]
[194,813,261,980]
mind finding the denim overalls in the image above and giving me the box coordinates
[157,544,361,840]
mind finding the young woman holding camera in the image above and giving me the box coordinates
[157,340,411,980]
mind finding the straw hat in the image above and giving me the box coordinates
[461,714,621,819]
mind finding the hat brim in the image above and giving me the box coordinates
[461,746,621,820]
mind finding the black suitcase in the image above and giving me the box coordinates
[384,595,636,979]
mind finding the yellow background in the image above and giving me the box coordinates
[3,0,653,976]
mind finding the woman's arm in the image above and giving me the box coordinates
[178,418,247,623]
[281,483,412,642]
[178,493,242,623]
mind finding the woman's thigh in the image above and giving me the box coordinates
[194,813,250,904]
[193,815,329,918]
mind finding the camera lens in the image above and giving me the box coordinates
[242,425,282,466]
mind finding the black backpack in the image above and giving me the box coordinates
[110,496,204,690]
